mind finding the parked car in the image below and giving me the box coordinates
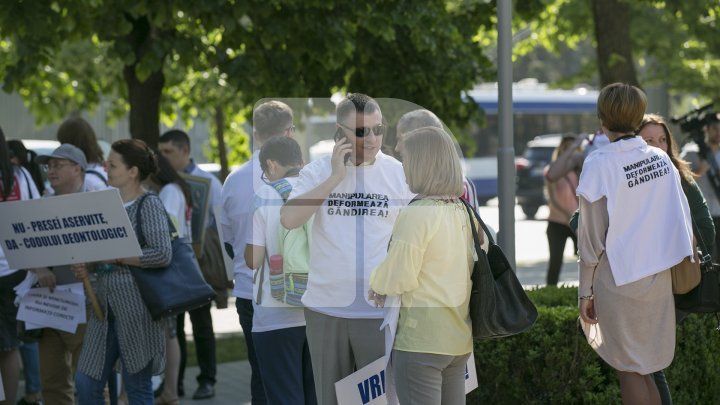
[515,134,562,219]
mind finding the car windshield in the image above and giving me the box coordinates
[524,147,554,165]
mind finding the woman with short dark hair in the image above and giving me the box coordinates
[578,84,694,404]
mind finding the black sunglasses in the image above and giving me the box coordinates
[337,123,386,138]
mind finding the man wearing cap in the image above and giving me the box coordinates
[31,144,94,405]
[682,112,720,260]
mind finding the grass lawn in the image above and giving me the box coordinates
[185,333,248,367]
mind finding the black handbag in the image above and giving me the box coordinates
[674,217,720,313]
[131,193,216,320]
[462,200,538,338]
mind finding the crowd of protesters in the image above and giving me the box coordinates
[0,87,712,405]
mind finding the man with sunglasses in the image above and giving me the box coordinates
[281,93,413,405]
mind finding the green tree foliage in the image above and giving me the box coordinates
[514,0,720,101]
[1,0,498,161]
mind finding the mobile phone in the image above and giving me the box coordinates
[334,128,351,164]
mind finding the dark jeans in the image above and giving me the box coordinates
[653,370,673,405]
[236,298,267,405]
[76,312,153,404]
[546,221,577,286]
[252,326,316,405]
[177,303,217,386]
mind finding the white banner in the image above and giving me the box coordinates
[0,189,142,269]
[465,352,478,393]
[17,287,86,333]
[336,357,389,405]
[335,354,478,405]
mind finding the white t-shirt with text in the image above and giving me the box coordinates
[289,152,414,319]
[577,137,693,285]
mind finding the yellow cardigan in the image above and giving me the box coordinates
[370,199,473,356]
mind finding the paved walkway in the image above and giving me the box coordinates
[181,361,252,404]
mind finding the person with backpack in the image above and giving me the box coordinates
[56,117,109,191]
[244,136,316,404]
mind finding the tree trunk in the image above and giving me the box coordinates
[214,105,229,181]
[591,0,640,87]
[122,15,165,147]
[124,66,164,147]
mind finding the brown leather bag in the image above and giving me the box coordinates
[671,243,701,294]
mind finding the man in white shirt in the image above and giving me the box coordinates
[158,130,224,400]
[221,100,296,404]
[281,94,413,405]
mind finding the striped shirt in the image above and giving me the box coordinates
[77,192,172,379]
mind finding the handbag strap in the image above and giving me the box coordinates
[690,214,712,262]
[407,196,490,249]
[135,192,179,248]
[460,198,495,247]
[461,199,484,256]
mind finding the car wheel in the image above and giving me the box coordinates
[521,204,539,219]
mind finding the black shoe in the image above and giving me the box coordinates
[192,383,215,400]
[178,384,185,397]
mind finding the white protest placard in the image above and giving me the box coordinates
[465,352,478,393]
[335,354,478,404]
[17,287,86,333]
[213,205,235,281]
[24,283,85,330]
[0,189,142,269]
[336,357,389,405]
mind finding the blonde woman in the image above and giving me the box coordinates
[578,84,693,405]
[369,127,475,404]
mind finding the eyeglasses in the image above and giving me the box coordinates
[337,123,386,138]
[45,162,76,171]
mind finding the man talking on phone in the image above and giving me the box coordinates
[281,93,413,405]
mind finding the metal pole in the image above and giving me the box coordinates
[497,0,516,268]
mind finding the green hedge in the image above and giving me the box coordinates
[468,286,720,404]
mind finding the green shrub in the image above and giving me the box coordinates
[467,286,720,404]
